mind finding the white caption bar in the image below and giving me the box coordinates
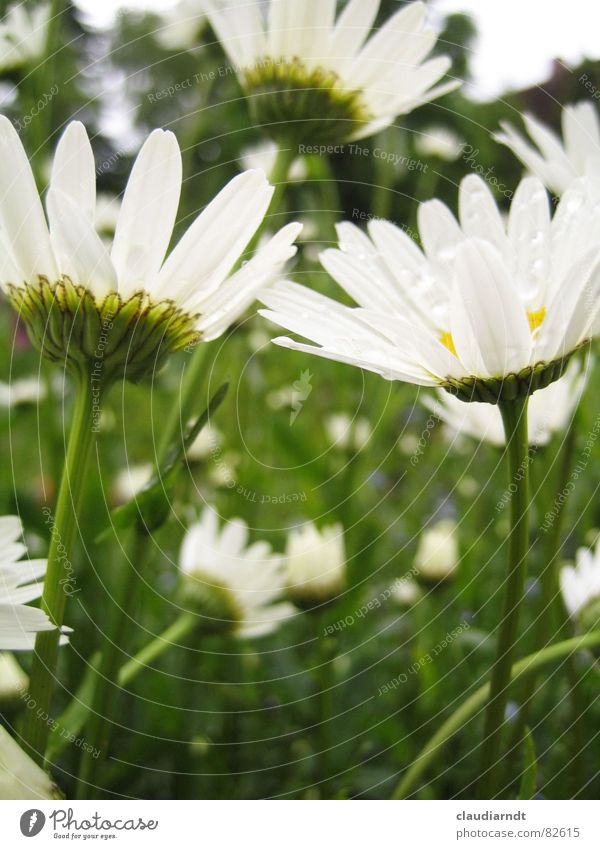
[0,799,597,847]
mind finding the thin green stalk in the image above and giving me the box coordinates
[393,630,600,799]
[478,396,530,799]
[76,530,149,798]
[505,405,582,790]
[267,144,298,220]
[307,154,341,244]
[29,0,64,179]
[22,371,99,765]
[47,613,198,761]
[118,612,197,686]
[539,413,580,644]
[315,610,335,796]
[155,342,210,466]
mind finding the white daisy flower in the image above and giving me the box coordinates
[0,725,60,799]
[414,518,459,582]
[260,174,600,404]
[179,508,295,638]
[560,541,600,625]
[425,358,587,447]
[0,117,301,381]
[0,377,46,408]
[0,516,65,651]
[0,3,50,72]
[495,102,600,196]
[414,125,464,161]
[285,521,345,605]
[204,0,458,143]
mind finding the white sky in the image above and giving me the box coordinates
[74,0,600,101]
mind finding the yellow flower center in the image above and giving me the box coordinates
[528,307,546,333]
[440,331,458,357]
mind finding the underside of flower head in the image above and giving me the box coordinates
[7,277,200,383]
[244,58,370,145]
[440,351,577,405]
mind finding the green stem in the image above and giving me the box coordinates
[316,610,335,797]
[503,412,579,789]
[47,613,198,762]
[118,613,197,687]
[29,0,64,179]
[539,414,580,645]
[22,372,98,765]
[478,396,530,799]
[75,530,148,798]
[267,144,298,222]
[393,630,600,799]
[155,342,210,467]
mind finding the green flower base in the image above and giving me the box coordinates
[244,58,370,145]
[7,277,200,383]
[442,354,577,404]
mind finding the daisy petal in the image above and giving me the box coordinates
[50,122,96,221]
[111,129,182,297]
[451,239,532,377]
[0,115,57,280]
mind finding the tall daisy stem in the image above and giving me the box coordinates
[393,630,600,799]
[22,370,99,765]
[76,529,147,798]
[478,395,530,799]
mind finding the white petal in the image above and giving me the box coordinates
[0,115,57,280]
[346,2,427,90]
[157,170,273,305]
[507,177,550,305]
[451,240,532,377]
[204,0,266,69]
[417,198,463,265]
[48,190,117,298]
[330,0,379,63]
[112,129,182,297]
[541,248,600,360]
[562,102,600,173]
[495,121,570,195]
[50,122,96,221]
[459,174,508,256]
[193,222,301,340]
[0,516,22,553]
[267,0,336,62]
[269,334,439,386]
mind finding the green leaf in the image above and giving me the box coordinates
[95,382,229,541]
[518,726,537,800]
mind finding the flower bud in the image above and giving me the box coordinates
[285,522,346,607]
[414,519,459,582]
